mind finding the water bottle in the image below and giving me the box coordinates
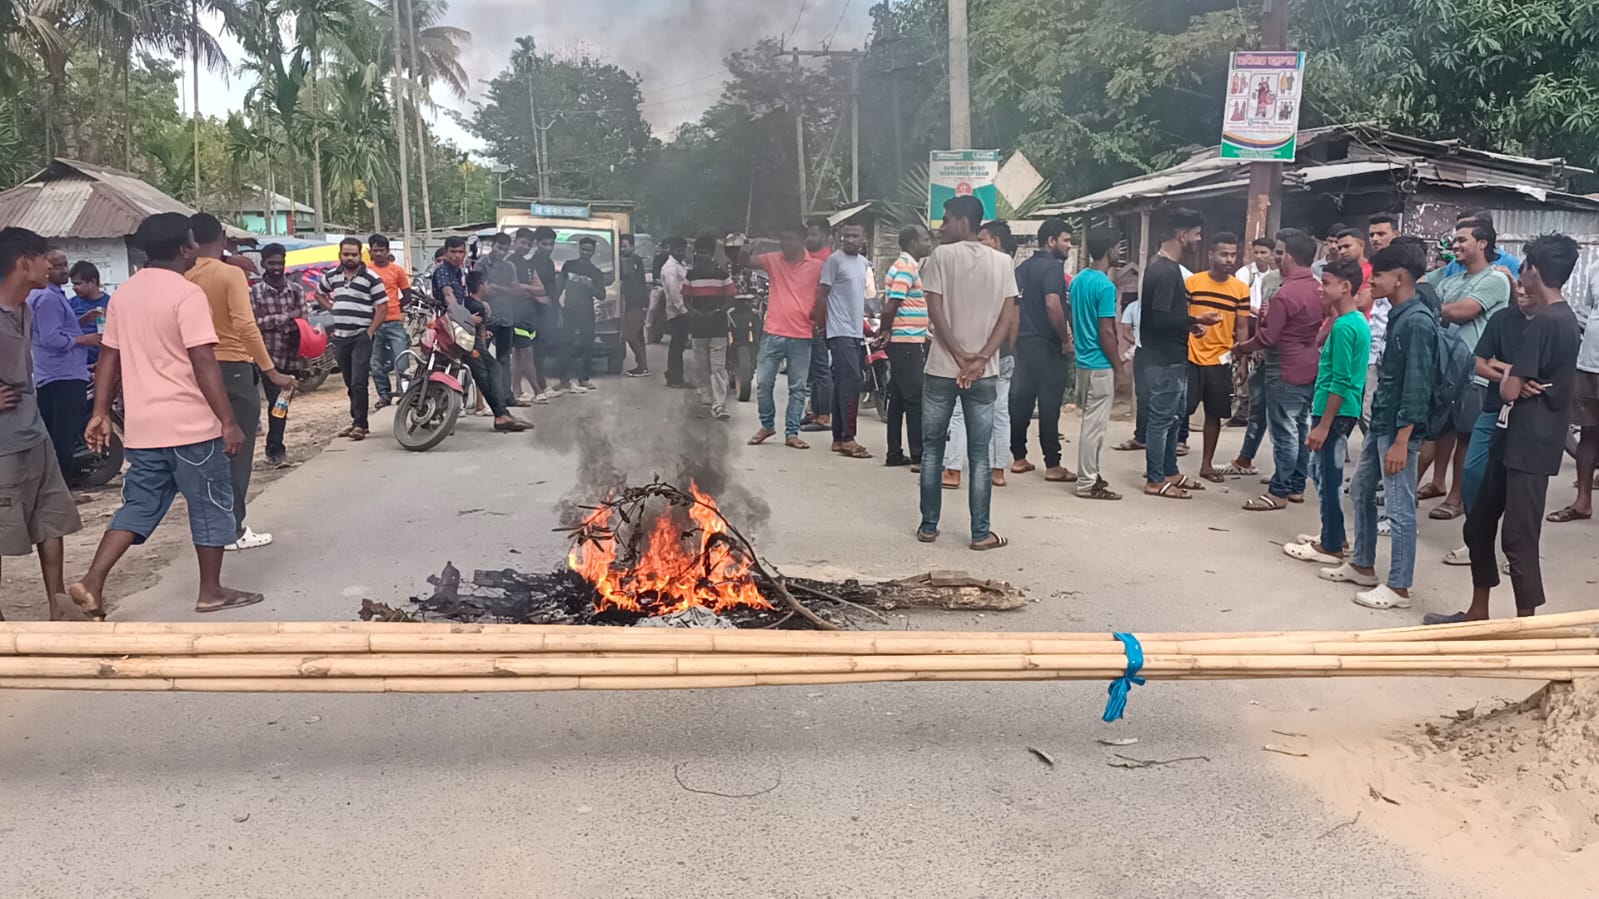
[270,385,294,419]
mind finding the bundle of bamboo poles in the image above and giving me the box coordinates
[1,610,1597,694]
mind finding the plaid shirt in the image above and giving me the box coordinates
[249,278,307,373]
[1368,292,1439,438]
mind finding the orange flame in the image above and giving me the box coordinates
[567,483,773,616]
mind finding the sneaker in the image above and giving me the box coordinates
[1318,563,1379,587]
[1353,585,1412,610]
[265,450,289,469]
[578,381,596,391]
[225,527,274,552]
[532,392,551,404]
[1377,517,1391,537]
[626,368,650,378]
[546,386,567,398]
[712,406,730,421]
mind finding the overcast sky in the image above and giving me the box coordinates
[179,0,873,160]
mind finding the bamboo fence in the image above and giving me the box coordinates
[0,609,1596,694]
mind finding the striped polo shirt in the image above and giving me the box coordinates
[884,252,927,343]
[318,267,390,339]
[1184,270,1251,366]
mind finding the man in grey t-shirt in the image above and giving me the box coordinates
[0,226,84,621]
[815,223,872,456]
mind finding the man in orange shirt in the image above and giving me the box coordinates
[1184,232,1252,483]
[367,233,413,408]
[70,213,262,618]
[187,214,294,553]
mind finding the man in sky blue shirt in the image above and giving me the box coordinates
[67,260,111,366]
[815,223,872,457]
[1070,228,1125,499]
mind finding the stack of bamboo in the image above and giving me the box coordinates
[1,610,1597,693]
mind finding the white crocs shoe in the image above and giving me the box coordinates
[1353,585,1412,610]
[1319,563,1379,587]
[1285,541,1342,565]
[225,527,274,552]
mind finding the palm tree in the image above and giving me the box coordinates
[231,0,308,222]
[286,0,354,234]
[387,0,467,237]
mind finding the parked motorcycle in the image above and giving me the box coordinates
[295,303,339,392]
[392,303,479,452]
[70,382,124,488]
[862,316,890,423]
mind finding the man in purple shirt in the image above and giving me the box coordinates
[27,249,98,481]
[1236,229,1323,510]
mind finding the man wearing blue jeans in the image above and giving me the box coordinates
[1137,207,1216,499]
[1321,238,1439,609]
[746,227,824,449]
[1237,229,1324,510]
[367,234,413,407]
[916,195,1019,549]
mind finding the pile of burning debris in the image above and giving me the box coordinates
[359,480,1027,630]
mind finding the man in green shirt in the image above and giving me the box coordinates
[1284,259,1370,564]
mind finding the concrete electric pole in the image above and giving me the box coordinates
[1244,0,1289,243]
[948,0,971,148]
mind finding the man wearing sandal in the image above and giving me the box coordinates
[1283,259,1369,565]
[917,196,1020,550]
[1320,238,1438,610]
[1072,227,1125,500]
[1184,232,1251,485]
[748,226,823,451]
[1140,208,1220,501]
[69,213,264,618]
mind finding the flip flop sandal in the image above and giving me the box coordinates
[1546,507,1592,523]
[1175,476,1206,491]
[1077,483,1123,501]
[1286,494,1305,504]
[67,584,106,620]
[800,421,830,432]
[1010,461,1036,474]
[785,438,810,450]
[349,428,367,442]
[748,431,776,446]
[916,528,939,544]
[1112,440,1145,452]
[1242,495,1286,512]
[1146,482,1191,500]
[970,534,1009,551]
[1199,471,1226,484]
[196,592,266,614]
[1219,464,1258,476]
[834,445,873,459]
[1175,445,1191,456]
[1044,469,1079,483]
[1417,484,1446,500]
[335,425,356,438]
[1422,611,1471,626]
[1442,546,1472,566]
[1428,503,1462,520]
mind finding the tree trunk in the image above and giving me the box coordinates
[370,173,382,231]
[191,0,202,204]
[312,137,326,235]
[401,0,433,236]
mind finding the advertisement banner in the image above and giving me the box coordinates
[1220,51,1306,161]
[929,150,1000,228]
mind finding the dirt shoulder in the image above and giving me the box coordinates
[0,387,351,620]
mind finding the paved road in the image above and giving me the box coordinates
[7,365,1593,897]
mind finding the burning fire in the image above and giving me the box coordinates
[568,482,773,616]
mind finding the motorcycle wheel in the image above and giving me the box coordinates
[393,380,461,452]
[296,370,330,393]
[871,360,891,422]
[72,436,125,488]
[735,346,754,402]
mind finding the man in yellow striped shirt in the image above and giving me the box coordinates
[1184,232,1252,482]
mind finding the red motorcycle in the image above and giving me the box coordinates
[392,304,479,452]
[863,315,890,423]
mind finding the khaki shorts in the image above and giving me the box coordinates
[1574,370,1599,429]
[0,441,83,556]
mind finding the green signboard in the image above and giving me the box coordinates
[929,150,1000,228]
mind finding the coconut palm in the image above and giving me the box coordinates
[384,0,467,234]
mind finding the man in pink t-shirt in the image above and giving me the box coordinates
[69,213,263,619]
[746,225,825,447]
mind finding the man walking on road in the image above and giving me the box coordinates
[619,234,651,377]
[816,223,873,458]
[1140,208,1218,500]
[1071,227,1124,500]
[1321,238,1439,610]
[1184,232,1251,484]
[747,226,823,449]
[188,213,295,551]
[1009,218,1076,482]
[683,236,735,420]
[661,238,692,389]
[249,244,306,468]
[70,212,262,618]
[879,224,932,467]
[0,228,83,621]
[366,234,412,409]
[917,195,1020,550]
[324,236,392,441]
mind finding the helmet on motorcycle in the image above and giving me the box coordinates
[296,316,329,359]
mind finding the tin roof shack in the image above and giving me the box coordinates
[1036,123,1599,290]
[0,158,253,290]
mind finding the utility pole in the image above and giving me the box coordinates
[388,0,414,266]
[947,0,970,148]
[1245,0,1289,243]
[525,61,554,198]
[849,55,860,203]
[792,50,807,217]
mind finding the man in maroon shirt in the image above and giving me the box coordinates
[1235,228,1323,510]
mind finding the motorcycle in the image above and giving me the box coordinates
[295,303,339,392]
[391,303,479,452]
[862,316,891,423]
[69,382,124,488]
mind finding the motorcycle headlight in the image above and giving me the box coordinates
[450,321,476,353]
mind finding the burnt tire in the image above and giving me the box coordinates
[393,381,460,452]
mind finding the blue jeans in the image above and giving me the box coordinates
[369,320,410,402]
[1142,362,1188,484]
[1240,362,1268,460]
[1266,374,1314,498]
[756,334,813,438]
[920,374,998,542]
[1352,433,1422,589]
[110,439,237,547]
[1314,416,1358,554]
[1460,410,1498,514]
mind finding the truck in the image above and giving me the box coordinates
[494,201,635,375]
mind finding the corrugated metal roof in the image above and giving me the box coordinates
[0,159,254,240]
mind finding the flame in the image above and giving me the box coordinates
[567,483,773,616]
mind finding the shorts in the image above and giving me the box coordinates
[109,439,236,547]
[1187,363,1233,420]
[1573,370,1599,429]
[513,323,537,349]
[1453,383,1485,435]
[0,441,83,555]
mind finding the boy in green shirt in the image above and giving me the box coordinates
[1285,259,1371,564]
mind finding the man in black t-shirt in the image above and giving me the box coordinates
[1443,234,1583,622]
[1140,208,1220,499]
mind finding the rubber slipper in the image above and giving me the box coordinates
[1422,611,1470,625]
[748,429,776,446]
[1199,471,1226,484]
[1546,507,1592,523]
[1219,464,1258,476]
[67,583,106,621]
[970,534,1009,551]
[1112,440,1145,452]
[1145,482,1191,500]
[1417,484,1445,500]
[196,591,265,614]
[1243,495,1286,511]
[800,421,830,432]
[1428,503,1462,520]
[916,528,939,544]
[785,437,810,450]
[1010,460,1036,474]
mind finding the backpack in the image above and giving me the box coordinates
[1425,321,1475,441]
